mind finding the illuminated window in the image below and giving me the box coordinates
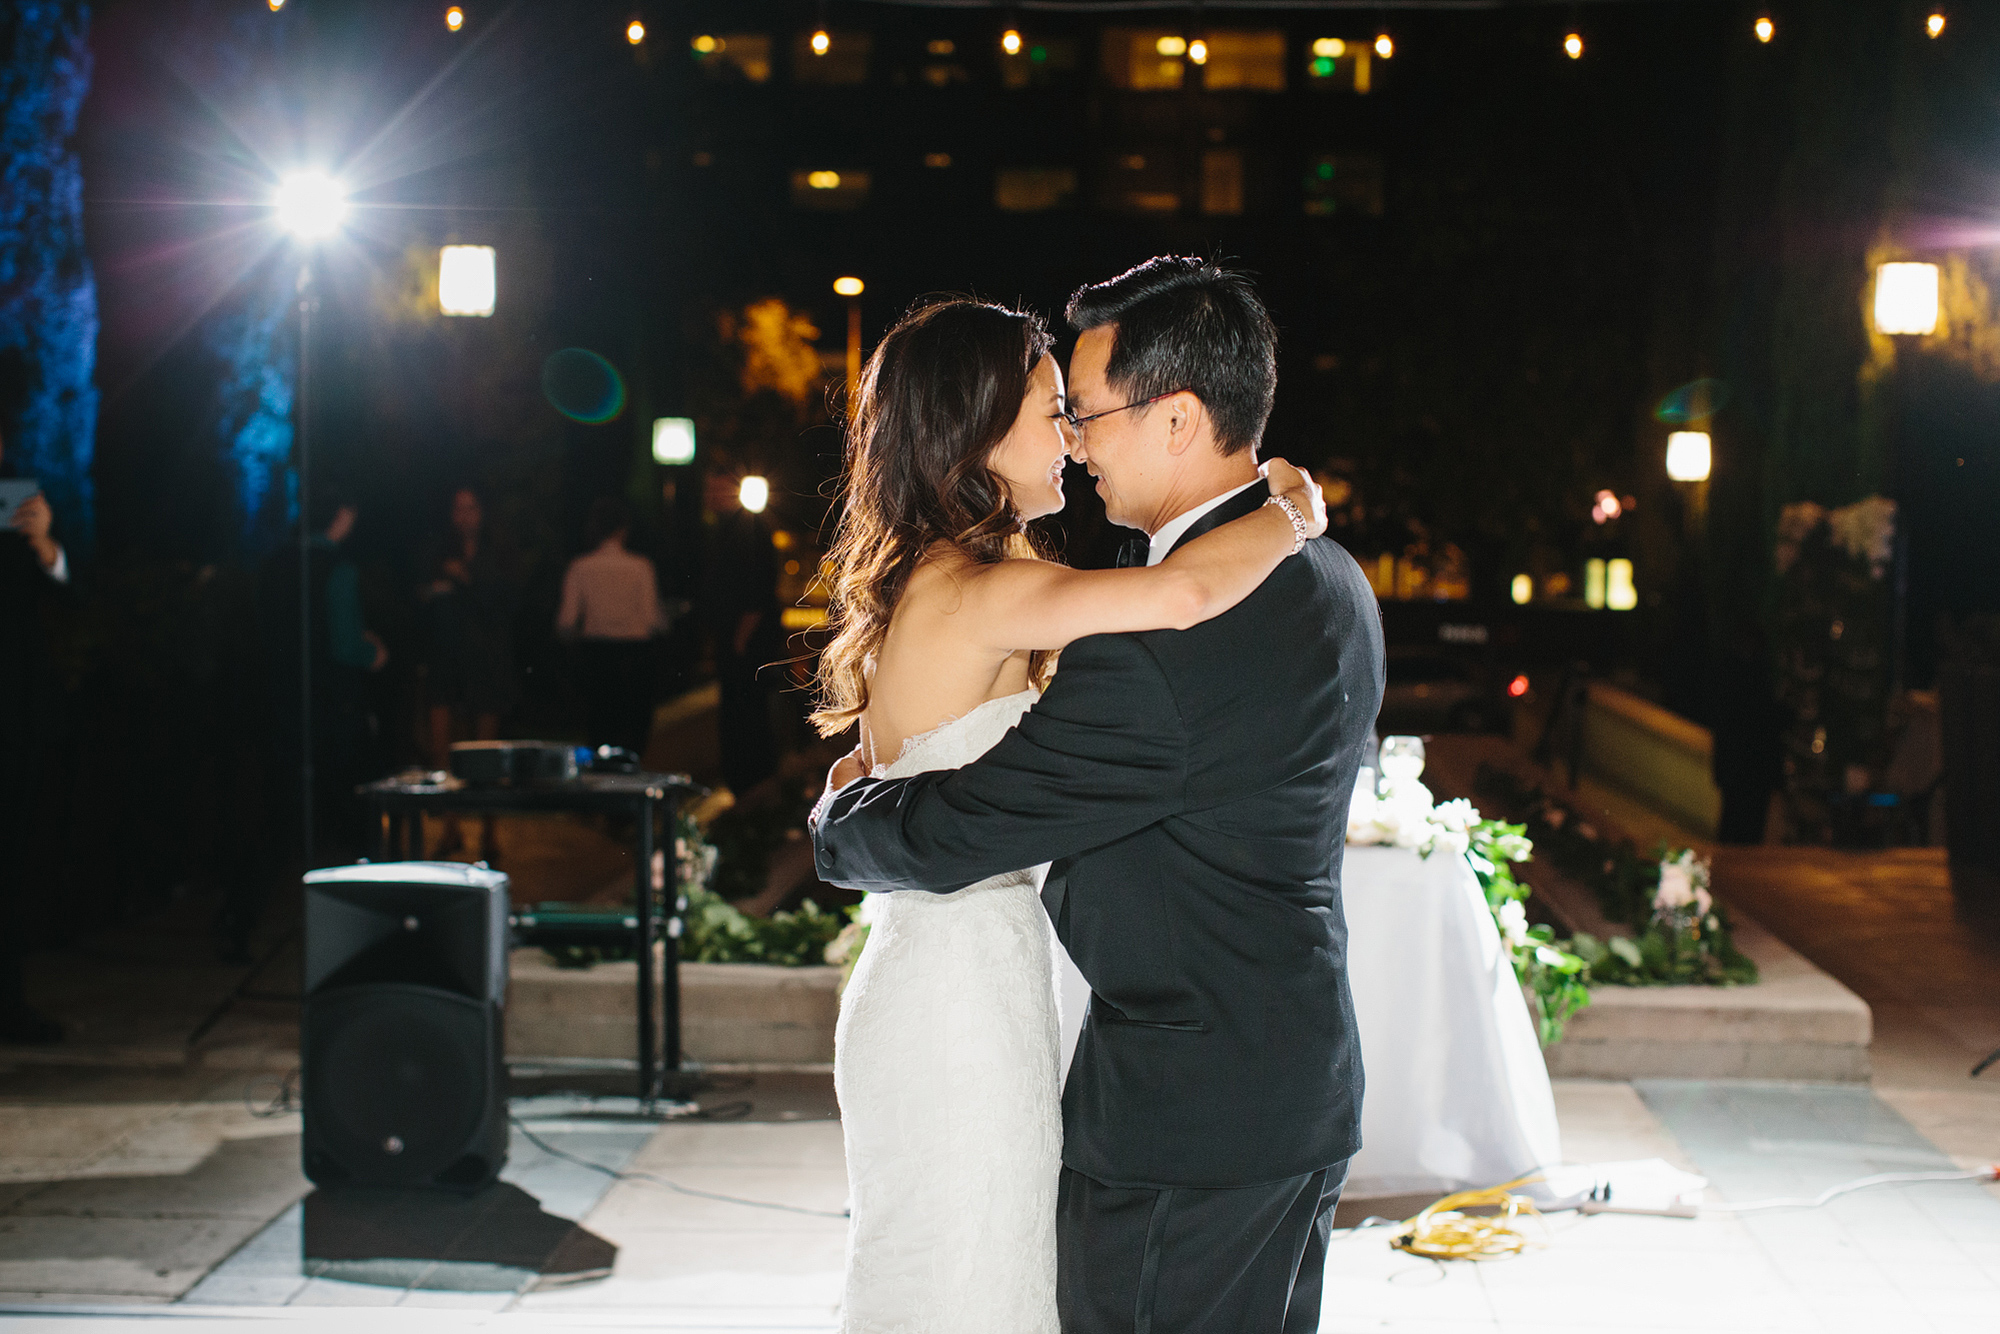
[1102,29,1186,90]
[1303,155,1383,217]
[1103,149,1180,214]
[1201,149,1244,216]
[794,31,870,84]
[790,169,871,210]
[692,33,772,83]
[995,167,1078,212]
[1001,36,1079,88]
[1198,30,1286,91]
[1306,40,1371,92]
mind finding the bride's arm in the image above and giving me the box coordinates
[955,461,1326,652]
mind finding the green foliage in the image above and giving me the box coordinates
[680,886,847,966]
[1460,818,1591,1046]
[1474,764,1759,989]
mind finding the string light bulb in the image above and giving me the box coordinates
[1564,31,1583,59]
[1188,37,1208,65]
[626,19,645,45]
[812,28,831,55]
[1927,11,1946,38]
[1755,15,1774,43]
[268,0,284,10]
[1002,28,1022,55]
[446,6,464,31]
[1374,32,1395,59]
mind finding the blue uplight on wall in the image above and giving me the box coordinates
[205,266,297,545]
[0,2,101,552]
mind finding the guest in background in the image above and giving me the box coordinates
[0,425,74,1043]
[1711,617,1785,845]
[702,470,783,798]
[420,485,518,859]
[558,496,665,756]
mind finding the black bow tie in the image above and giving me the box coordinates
[1116,536,1150,569]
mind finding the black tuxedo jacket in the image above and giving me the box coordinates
[812,481,1386,1189]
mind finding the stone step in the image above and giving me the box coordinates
[505,949,840,1067]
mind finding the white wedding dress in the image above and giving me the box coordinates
[834,689,1062,1334]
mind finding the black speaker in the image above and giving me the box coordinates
[302,862,511,1191]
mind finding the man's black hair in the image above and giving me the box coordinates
[1065,256,1277,458]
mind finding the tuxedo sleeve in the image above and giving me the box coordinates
[812,633,1187,894]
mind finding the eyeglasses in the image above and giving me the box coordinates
[1051,389,1189,436]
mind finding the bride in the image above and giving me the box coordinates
[811,298,1325,1332]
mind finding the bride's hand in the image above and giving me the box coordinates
[828,744,869,795]
[1262,459,1328,541]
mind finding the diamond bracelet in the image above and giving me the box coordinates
[1265,494,1309,555]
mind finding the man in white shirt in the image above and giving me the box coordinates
[558,497,666,755]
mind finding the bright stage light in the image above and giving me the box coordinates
[273,171,348,240]
[438,245,496,317]
[651,417,697,466]
[1375,33,1394,58]
[1312,38,1346,58]
[1156,36,1187,57]
[1188,38,1209,65]
[446,6,464,31]
[1755,16,1775,43]
[1002,29,1023,56]
[1666,431,1712,482]
[739,475,770,513]
[1874,262,1939,335]
[833,276,864,297]
[1510,574,1532,606]
[627,20,646,45]
[812,29,831,55]
[1564,32,1583,59]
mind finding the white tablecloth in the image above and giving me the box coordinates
[1053,844,1559,1198]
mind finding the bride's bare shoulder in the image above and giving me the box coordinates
[901,547,1055,615]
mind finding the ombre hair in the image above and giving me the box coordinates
[811,299,1056,737]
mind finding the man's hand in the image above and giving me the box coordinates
[10,493,60,571]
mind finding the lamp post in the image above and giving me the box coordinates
[1871,260,1937,697]
[834,276,864,417]
[273,169,348,868]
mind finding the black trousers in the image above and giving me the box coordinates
[578,640,656,757]
[1057,1160,1348,1334]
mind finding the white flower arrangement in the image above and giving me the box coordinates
[1652,849,1715,930]
[1826,495,1897,578]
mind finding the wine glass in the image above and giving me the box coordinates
[1378,735,1426,790]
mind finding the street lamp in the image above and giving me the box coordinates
[273,170,348,868]
[1666,431,1712,483]
[438,245,496,316]
[835,276,864,416]
[739,476,770,513]
[1874,262,1939,336]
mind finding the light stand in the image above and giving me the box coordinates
[296,257,317,868]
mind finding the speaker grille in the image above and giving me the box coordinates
[305,984,493,1187]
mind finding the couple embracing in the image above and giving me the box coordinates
[809,257,1386,1334]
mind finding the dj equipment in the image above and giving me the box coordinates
[449,740,580,788]
[301,862,510,1191]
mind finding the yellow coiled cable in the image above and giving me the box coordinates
[1390,1173,1547,1260]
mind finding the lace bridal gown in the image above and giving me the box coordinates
[834,689,1062,1334]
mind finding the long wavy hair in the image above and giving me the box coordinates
[811,299,1057,737]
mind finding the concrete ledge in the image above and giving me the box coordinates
[1581,682,1723,838]
[506,951,841,1066]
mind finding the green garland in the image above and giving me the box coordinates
[1473,764,1758,987]
[1458,818,1591,1046]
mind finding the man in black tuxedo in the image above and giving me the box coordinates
[812,257,1384,1333]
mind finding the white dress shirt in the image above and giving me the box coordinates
[1145,479,1262,567]
[557,541,665,641]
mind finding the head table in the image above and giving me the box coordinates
[1054,843,1560,1200]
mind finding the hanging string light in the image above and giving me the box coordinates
[626,19,645,45]
[1927,11,1946,38]
[445,6,464,31]
[812,27,832,54]
[1563,31,1583,59]
[1001,28,1022,55]
[1188,36,1209,64]
[1374,31,1394,59]
[1754,14,1774,43]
